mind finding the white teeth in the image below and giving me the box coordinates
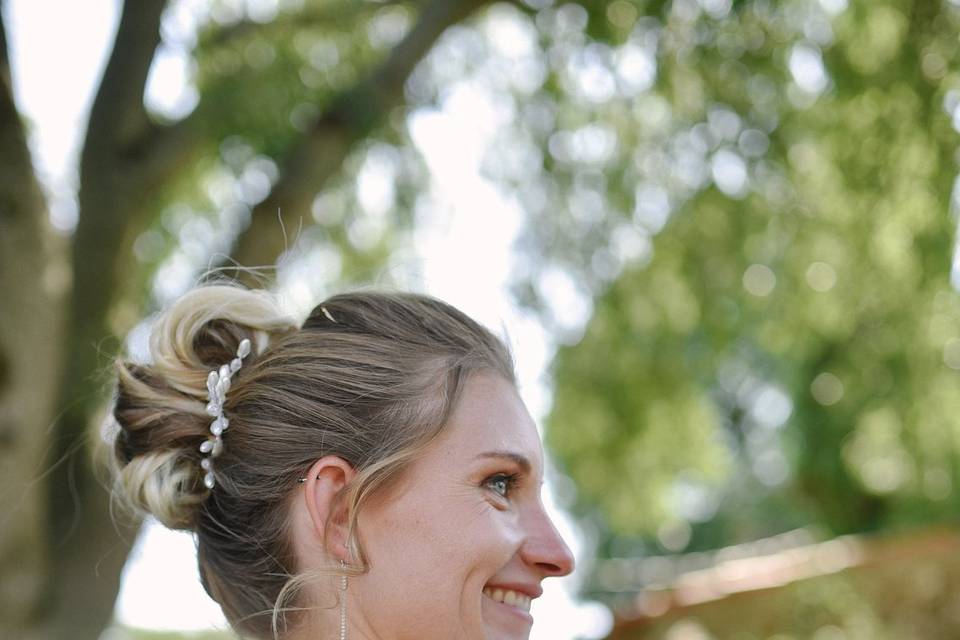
[483,587,532,612]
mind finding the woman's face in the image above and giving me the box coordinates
[349,372,575,640]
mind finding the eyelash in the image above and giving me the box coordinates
[484,472,521,499]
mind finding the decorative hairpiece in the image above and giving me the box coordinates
[200,338,251,490]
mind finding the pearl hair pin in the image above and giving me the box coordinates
[200,338,251,489]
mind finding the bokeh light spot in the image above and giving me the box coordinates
[942,338,960,369]
[711,149,748,197]
[811,372,844,406]
[743,264,776,297]
[789,42,828,95]
[805,261,837,292]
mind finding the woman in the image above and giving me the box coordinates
[111,284,574,639]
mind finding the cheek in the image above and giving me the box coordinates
[368,496,518,584]
[354,496,522,636]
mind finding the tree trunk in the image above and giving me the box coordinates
[0,6,69,637]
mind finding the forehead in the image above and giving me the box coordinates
[431,373,543,473]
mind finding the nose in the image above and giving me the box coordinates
[520,502,576,578]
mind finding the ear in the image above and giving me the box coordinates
[302,455,356,561]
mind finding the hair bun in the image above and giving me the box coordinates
[111,285,298,529]
[150,286,298,398]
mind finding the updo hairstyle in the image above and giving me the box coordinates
[111,284,516,638]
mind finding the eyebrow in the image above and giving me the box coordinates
[475,450,532,474]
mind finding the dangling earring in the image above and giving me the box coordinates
[340,558,348,640]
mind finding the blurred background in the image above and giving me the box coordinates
[3,0,960,638]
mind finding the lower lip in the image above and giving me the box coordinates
[483,593,534,625]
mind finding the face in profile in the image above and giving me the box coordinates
[349,372,575,639]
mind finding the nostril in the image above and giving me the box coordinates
[529,543,575,577]
[536,561,566,576]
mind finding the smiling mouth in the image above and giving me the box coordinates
[482,587,533,612]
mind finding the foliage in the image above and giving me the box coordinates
[535,0,960,565]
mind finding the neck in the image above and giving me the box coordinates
[285,594,380,640]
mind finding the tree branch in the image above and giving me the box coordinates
[84,0,167,153]
[69,0,175,387]
[197,0,411,52]
[81,0,207,208]
[0,15,41,231]
[128,110,204,196]
[67,0,172,439]
[231,0,490,271]
[0,0,9,91]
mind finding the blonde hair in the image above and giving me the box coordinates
[111,284,515,638]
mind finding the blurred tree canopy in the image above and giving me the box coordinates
[3,0,959,637]
[540,0,960,579]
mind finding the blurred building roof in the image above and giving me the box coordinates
[602,526,960,639]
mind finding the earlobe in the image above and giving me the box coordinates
[302,455,356,560]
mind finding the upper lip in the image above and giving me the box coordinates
[484,582,543,600]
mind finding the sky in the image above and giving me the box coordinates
[5,0,612,637]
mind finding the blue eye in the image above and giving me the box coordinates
[485,473,519,498]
